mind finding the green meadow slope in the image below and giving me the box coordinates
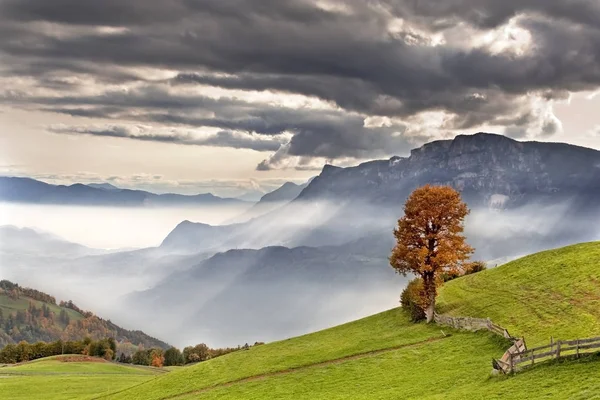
[438,241,600,346]
[5,241,600,399]
[0,355,162,400]
[100,241,600,400]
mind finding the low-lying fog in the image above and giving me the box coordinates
[0,202,251,249]
[1,197,599,348]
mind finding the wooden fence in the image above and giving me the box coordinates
[434,313,600,374]
[496,336,600,373]
[433,313,514,340]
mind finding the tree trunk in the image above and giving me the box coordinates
[425,300,435,323]
[423,272,436,323]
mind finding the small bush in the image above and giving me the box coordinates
[465,261,487,275]
[442,261,487,282]
[400,278,426,322]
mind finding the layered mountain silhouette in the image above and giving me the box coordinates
[126,133,600,345]
[162,133,600,254]
[127,234,400,346]
[0,177,249,207]
[6,133,600,347]
[227,180,311,223]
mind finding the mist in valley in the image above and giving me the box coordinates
[0,202,252,249]
[2,194,599,348]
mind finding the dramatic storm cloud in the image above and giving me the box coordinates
[1,0,600,179]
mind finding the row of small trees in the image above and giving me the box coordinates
[0,280,56,305]
[0,337,117,364]
[124,342,264,368]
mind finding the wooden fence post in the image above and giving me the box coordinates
[576,339,580,359]
[556,341,561,359]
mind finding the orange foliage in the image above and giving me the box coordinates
[390,185,473,322]
[151,350,164,368]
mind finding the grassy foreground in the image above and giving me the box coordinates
[3,241,600,399]
[0,355,161,400]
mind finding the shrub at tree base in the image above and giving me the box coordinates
[400,278,426,322]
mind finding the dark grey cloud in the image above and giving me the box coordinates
[28,88,418,161]
[1,0,600,168]
[48,125,284,152]
[0,0,187,26]
[3,1,599,101]
[2,82,418,157]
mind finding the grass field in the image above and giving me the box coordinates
[0,355,162,400]
[437,241,600,346]
[172,338,600,400]
[3,241,600,399]
[102,308,455,400]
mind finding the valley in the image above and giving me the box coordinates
[3,0,600,397]
[2,134,600,349]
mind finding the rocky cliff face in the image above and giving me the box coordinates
[298,133,600,209]
[161,133,600,255]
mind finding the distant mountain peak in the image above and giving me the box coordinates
[258,181,308,204]
[87,182,120,191]
[321,164,342,173]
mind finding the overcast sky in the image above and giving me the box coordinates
[1,0,600,196]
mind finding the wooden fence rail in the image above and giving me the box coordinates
[509,336,600,371]
[434,313,600,374]
[433,313,514,340]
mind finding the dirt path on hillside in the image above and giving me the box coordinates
[167,335,448,399]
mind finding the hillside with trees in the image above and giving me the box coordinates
[0,280,169,352]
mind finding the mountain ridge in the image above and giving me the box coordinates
[295,132,600,206]
[224,180,312,223]
[0,177,250,207]
[127,233,399,346]
[161,133,600,256]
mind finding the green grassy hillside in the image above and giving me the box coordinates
[100,241,600,400]
[103,308,462,400]
[5,242,600,399]
[0,355,163,400]
[438,241,600,346]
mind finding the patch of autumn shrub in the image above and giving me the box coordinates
[400,278,426,322]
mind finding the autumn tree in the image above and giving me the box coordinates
[150,349,165,368]
[390,185,473,323]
